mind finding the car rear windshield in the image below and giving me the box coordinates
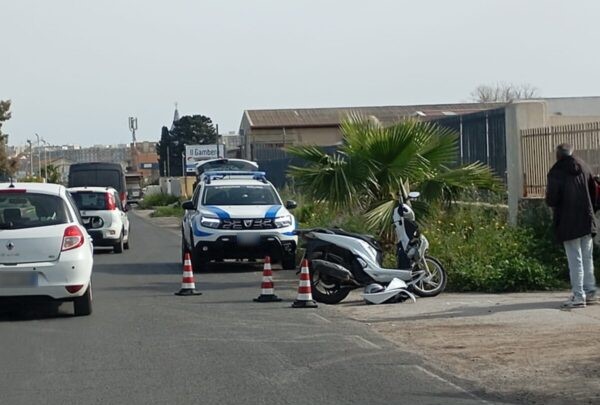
[69,170,122,191]
[0,192,70,229]
[203,185,280,205]
[70,192,109,210]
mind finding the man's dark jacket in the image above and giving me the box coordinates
[545,156,597,243]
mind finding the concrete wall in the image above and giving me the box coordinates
[544,97,600,116]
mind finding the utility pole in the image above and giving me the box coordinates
[26,140,33,177]
[35,133,41,179]
[41,138,49,182]
[128,117,138,173]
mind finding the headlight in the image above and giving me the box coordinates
[274,215,293,228]
[200,216,221,229]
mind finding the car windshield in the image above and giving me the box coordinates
[203,185,280,205]
[0,192,70,229]
[70,191,109,210]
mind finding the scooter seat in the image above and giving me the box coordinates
[329,228,382,252]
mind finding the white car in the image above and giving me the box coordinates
[0,182,94,316]
[69,187,131,253]
[182,169,298,271]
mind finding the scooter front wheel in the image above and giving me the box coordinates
[410,256,447,297]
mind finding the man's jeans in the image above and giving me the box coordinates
[563,235,597,299]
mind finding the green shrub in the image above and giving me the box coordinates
[291,192,570,293]
[425,203,566,292]
[139,193,179,209]
[151,206,184,218]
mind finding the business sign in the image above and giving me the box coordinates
[185,144,225,173]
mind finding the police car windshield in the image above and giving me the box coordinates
[203,185,280,206]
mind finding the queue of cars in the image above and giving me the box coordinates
[1,158,293,315]
[0,163,133,316]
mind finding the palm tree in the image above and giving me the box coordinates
[287,114,500,235]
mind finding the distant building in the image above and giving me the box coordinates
[239,102,502,160]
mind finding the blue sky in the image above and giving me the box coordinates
[2,0,599,146]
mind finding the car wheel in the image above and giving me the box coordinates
[124,231,130,250]
[282,253,296,270]
[74,284,93,316]
[114,232,124,253]
[181,233,190,264]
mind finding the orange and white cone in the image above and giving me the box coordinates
[292,259,318,308]
[175,252,202,296]
[254,256,282,302]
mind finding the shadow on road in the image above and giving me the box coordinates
[0,303,72,322]
[365,300,562,323]
[93,261,266,275]
[93,262,181,275]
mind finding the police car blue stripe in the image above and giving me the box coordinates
[205,206,231,219]
[193,222,213,237]
[264,205,282,219]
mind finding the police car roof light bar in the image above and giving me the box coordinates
[203,171,268,184]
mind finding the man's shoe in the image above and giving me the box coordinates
[585,292,599,305]
[562,295,586,308]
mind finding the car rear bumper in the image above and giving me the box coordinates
[0,254,92,300]
[193,235,296,262]
[87,229,121,245]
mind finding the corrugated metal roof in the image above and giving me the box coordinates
[245,102,505,128]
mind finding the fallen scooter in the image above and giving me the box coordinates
[297,190,447,304]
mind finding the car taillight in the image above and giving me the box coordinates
[62,225,84,251]
[105,192,117,210]
[65,285,84,293]
[120,192,126,206]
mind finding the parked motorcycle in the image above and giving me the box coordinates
[297,191,447,304]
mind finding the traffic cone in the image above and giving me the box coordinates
[254,256,282,302]
[175,252,202,296]
[292,259,318,308]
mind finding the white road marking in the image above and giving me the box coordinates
[347,335,381,350]
[409,365,491,404]
[310,313,332,323]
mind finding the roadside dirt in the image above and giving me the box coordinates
[336,292,600,404]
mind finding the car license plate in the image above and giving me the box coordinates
[238,233,260,246]
[0,272,37,287]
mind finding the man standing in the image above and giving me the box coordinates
[546,143,598,308]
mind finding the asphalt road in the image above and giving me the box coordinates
[0,212,503,405]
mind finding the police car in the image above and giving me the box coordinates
[181,168,297,271]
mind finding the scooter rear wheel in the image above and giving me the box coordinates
[310,269,351,304]
[410,256,447,297]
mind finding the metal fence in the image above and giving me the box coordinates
[521,122,600,197]
[254,143,338,189]
[254,108,509,188]
[432,108,507,180]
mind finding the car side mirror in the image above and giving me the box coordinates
[182,200,195,210]
[285,200,297,210]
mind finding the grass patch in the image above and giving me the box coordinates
[139,193,180,209]
[151,206,184,218]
